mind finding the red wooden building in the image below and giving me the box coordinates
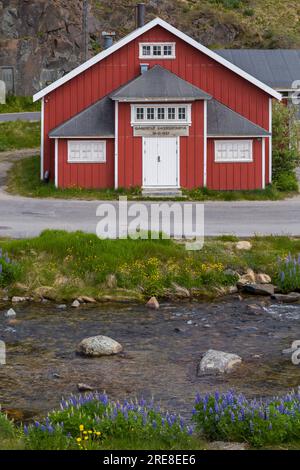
[33,15,281,194]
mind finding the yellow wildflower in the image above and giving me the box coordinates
[79,425,84,431]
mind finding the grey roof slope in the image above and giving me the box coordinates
[207,99,270,137]
[110,65,212,101]
[49,96,114,138]
[215,49,300,89]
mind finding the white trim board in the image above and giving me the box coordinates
[40,97,44,180]
[54,139,58,188]
[33,18,282,102]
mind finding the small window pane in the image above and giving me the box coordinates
[136,107,144,120]
[153,45,162,56]
[147,108,155,120]
[178,107,186,120]
[163,45,173,56]
[157,108,165,120]
[142,45,151,56]
[168,108,176,120]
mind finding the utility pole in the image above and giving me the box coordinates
[82,0,89,62]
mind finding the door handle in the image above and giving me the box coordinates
[157,156,161,162]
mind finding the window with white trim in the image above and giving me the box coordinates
[139,43,176,59]
[68,141,106,163]
[215,140,253,162]
[131,104,191,125]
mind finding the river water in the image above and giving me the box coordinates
[0,296,300,421]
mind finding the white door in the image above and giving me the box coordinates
[143,137,178,187]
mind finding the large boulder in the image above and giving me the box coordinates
[240,284,275,296]
[77,335,123,357]
[198,349,242,374]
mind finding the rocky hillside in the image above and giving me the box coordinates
[0,0,300,96]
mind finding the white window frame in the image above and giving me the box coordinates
[139,42,176,59]
[214,140,253,163]
[67,140,106,163]
[131,104,191,125]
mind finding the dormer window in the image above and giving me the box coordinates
[139,43,176,59]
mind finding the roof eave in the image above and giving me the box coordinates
[111,97,210,102]
[33,17,282,103]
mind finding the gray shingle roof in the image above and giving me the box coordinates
[207,99,270,137]
[110,65,212,101]
[215,49,300,90]
[49,96,114,138]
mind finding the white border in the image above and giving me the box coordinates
[130,103,192,125]
[33,18,281,102]
[67,140,107,163]
[214,140,253,163]
[40,97,44,180]
[54,138,58,188]
[269,98,273,183]
[142,136,179,188]
[139,42,176,59]
[114,101,119,189]
[262,137,266,189]
[203,100,207,187]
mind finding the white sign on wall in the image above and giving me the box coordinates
[133,125,189,137]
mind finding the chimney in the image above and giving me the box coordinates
[136,3,145,28]
[102,31,116,50]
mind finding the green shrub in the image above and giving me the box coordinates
[193,390,300,447]
[272,102,300,188]
[274,172,298,192]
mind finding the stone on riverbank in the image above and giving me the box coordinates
[238,269,256,285]
[171,283,190,298]
[77,383,95,392]
[198,349,242,374]
[146,297,160,309]
[5,308,16,318]
[77,296,97,304]
[33,286,57,301]
[71,299,80,308]
[77,335,123,357]
[236,241,252,251]
[11,296,27,303]
[272,293,300,303]
[238,283,275,296]
[255,273,272,284]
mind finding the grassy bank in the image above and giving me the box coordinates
[0,96,41,114]
[0,122,40,152]
[0,230,299,302]
[7,156,297,200]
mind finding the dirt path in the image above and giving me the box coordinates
[0,148,39,190]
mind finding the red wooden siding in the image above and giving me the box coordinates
[44,25,271,187]
[117,101,204,189]
[57,139,114,189]
[207,138,264,190]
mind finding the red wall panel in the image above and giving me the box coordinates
[207,138,264,190]
[57,139,114,189]
[44,25,271,189]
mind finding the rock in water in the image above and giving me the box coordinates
[146,297,159,309]
[272,293,300,303]
[5,308,16,318]
[11,296,27,303]
[199,349,242,374]
[71,299,80,308]
[76,335,123,357]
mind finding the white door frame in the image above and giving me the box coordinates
[142,136,180,189]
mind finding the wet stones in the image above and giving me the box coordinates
[76,335,123,357]
[272,293,300,303]
[198,349,242,374]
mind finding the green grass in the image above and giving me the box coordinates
[0,96,41,114]
[0,413,24,450]
[0,122,40,152]
[6,156,297,201]
[1,230,300,301]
